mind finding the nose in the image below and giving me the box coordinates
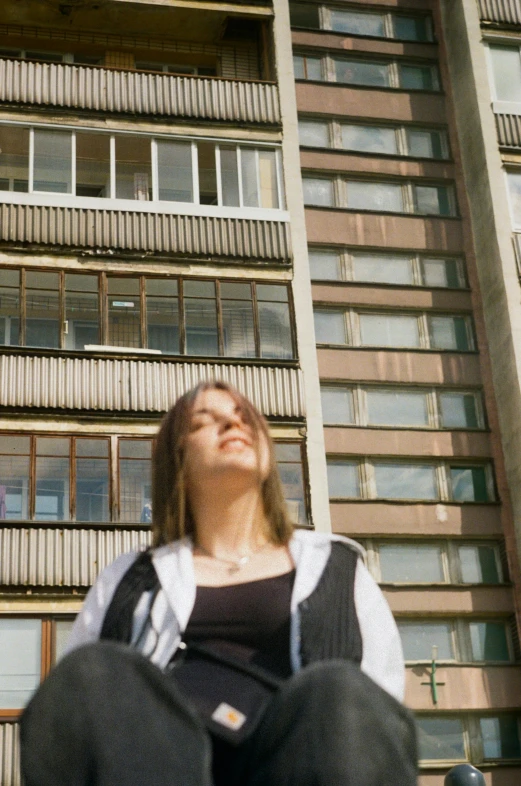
[221,408,243,431]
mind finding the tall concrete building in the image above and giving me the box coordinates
[0,0,521,783]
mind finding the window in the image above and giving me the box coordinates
[341,123,398,155]
[0,269,295,359]
[373,462,437,500]
[398,619,512,663]
[0,616,74,712]
[507,172,521,227]
[488,45,521,105]
[469,622,510,662]
[313,310,346,344]
[367,540,504,585]
[428,316,472,351]
[407,129,446,159]
[480,716,521,759]
[330,9,385,37]
[326,461,360,498]
[293,54,322,80]
[0,433,307,524]
[399,63,439,91]
[298,120,330,148]
[308,248,464,287]
[450,466,492,502]
[289,5,433,42]
[398,621,454,661]
[439,393,479,428]
[414,184,452,216]
[302,177,334,206]
[359,313,420,348]
[346,181,404,212]
[333,58,390,88]
[417,717,466,761]
[0,125,284,214]
[366,389,428,427]
[320,386,354,424]
[289,3,320,29]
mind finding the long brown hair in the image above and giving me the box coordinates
[151,380,294,548]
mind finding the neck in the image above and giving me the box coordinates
[191,484,269,558]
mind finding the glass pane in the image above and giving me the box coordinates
[76,457,109,522]
[222,299,255,358]
[220,282,250,299]
[198,142,217,205]
[0,436,30,520]
[147,295,179,354]
[347,181,403,212]
[417,717,466,761]
[33,130,72,193]
[36,438,69,456]
[416,185,451,216]
[490,46,521,103]
[0,619,41,708]
[119,456,152,522]
[26,274,60,349]
[115,136,152,200]
[76,439,108,457]
[274,443,301,462]
[398,622,453,661]
[359,314,419,347]
[308,250,341,280]
[35,456,70,520]
[334,59,390,87]
[289,3,319,28]
[0,269,20,346]
[480,717,521,759]
[185,297,218,356]
[65,274,99,350]
[459,545,500,584]
[366,390,428,426]
[352,253,413,284]
[407,130,444,159]
[429,316,469,351]
[258,301,293,359]
[422,258,461,288]
[75,132,110,198]
[220,145,239,207]
[330,10,385,37]
[393,16,430,42]
[302,178,333,206]
[55,619,75,663]
[314,310,345,344]
[157,140,193,202]
[440,393,478,428]
[146,278,178,297]
[120,440,152,459]
[327,461,359,498]
[108,277,141,348]
[259,150,279,209]
[374,463,437,500]
[299,121,329,148]
[0,126,29,192]
[321,387,354,425]
[184,280,215,298]
[379,544,445,583]
[256,284,288,302]
[341,125,397,155]
[399,64,437,91]
[470,622,509,662]
[277,458,306,526]
[450,466,489,502]
[241,148,259,208]
[508,172,521,225]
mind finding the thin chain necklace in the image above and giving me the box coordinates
[195,541,271,574]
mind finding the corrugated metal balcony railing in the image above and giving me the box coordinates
[0,723,20,786]
[0,204,291,261]
[0,59,280,124]
[0,525,151,587]
[478,0,521,24]
[496,114,521,147]
[0,354,305,418]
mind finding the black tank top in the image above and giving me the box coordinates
[183,569,296,678]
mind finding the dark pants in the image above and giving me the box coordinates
[21,642,417,786]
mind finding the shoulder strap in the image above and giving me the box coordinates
[100,550,160,644]
[298,541,362,666]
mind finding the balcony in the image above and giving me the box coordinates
[478,0,521,25]
[496,113,521,147]
[0,353,305,417]
[0,723,19,786]
[0,59,280,124]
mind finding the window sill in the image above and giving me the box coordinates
[311,279,469,292]
[0,191,289,222]
[322,423,488,432]
[304,204,459,219]
[0,519,152,529]
[299,144,452,164]
[329,498,500,505]
[291,27,438,47]
[316,344,477,354]
[294,78,443,96]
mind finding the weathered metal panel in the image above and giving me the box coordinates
[0,204,291,261]
[0,723,20,786]
[0,59,280,124]
[478,0,521,24]
[0,527,151,587]
[0,356,306,417]
[496,114,521,148]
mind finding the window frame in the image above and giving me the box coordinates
[289,4,434,43]
[396,617,514,664]
[485,41,521,115]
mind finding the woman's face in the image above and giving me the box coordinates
[183,388,270,494]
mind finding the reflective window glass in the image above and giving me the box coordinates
[450,466,489,502]
[259,150,279,209]
[330,10,385,37]
[220,145,240,207]
[119,440,152,523]
[309,250,341,280]
[157,140,193,203]
[75,438,109,522]
[469,622,510,662]
[26,270,60,349]
[327,461,360,498]
[359,314,419,347]
[379,544,445,583]
[374,463,437,500]
[366,390,429,427]
[76,132,110,198]
[415,185,452,216]
[347,181,403,212]
[439,393,479,429]
[0,435,30,520]
[184,286,218,356]
[0,619,41,708]
[65,273,99,350]
[314,310,346,344]
[55,619,75,663]
[241,148,259,208]
[303,177,333,206]
[321,387,354,425]
[274,444,307,525]
[341,125,397,155]
[393,16,431,42]
[293,55,322,80]
[221,284,255,358]
[399,64,438,91]
[398,622,454,661]
[508,172,521,225]
[289,3,320,28]
[33,130,72,193]
[0,125,29,193]
[334,58,390,87]
[198,142,218,206]
[115,136,152,200]
[480,716,521,759]
[429,316,470,351]
[352,253,413,284]
[489,46,521,103]
[0,268,20,346]
[299,120,329,148]
[258,296,293,359]
[108,277,141,348]
[35,438,70,521]
[417,717,466,761]
[422,258,461,288]
[146,280,179,354]
[459,545,501,584]
[407,129,445,159]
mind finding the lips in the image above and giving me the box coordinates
[219,432,252,450]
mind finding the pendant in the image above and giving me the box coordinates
[228,555,250,573]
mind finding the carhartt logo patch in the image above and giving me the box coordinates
[212,703,246,730]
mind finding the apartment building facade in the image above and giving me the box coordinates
[1,0,521,784]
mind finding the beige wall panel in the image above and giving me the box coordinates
[324,427,492,459]
[384,586,514,615]
[318,349,482,386]
[301,150,455,179]
[305,210,463,253]
[292,31,436,59]
[406,666,521,711]
[330,501,503,537]
[312,284,472,311]
[296,83,447,124]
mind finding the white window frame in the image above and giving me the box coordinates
[0,120,288,222]
[505,168,521,231]
[446,462,496,503]
[485,40,521,115]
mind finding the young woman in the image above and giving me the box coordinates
[21,381,417,786]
